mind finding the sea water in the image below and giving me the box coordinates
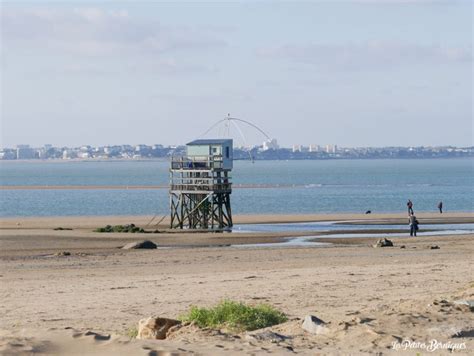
[0,158,472,217]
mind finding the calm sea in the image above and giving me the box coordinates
[0,159,472,217]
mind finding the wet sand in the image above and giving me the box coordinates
[1,211,472,229]
[0,213,473,355]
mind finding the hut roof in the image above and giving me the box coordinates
[187,139,233,146]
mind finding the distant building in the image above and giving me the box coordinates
[135,145,148,152]
[292,145,302,153]
[80,146,92,154]
[78,152,90,159]
[262,139,279,151]
[0,149,16,160]
[16,145,36,159]
[325,144,337,154]
[36,148,45,159]
[62,149,77,159]
[309,144,320,152]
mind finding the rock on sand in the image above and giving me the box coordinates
[373,238,393,248]
[137,317,181,340]
[121,240,157,250]
[245,330,289,343]
[301,315,329,335]
[54,251,71,256]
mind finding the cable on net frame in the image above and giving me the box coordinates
[197,114,272,162]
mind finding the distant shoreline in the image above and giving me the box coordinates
[0,156,472,163]
[0,184,308,190]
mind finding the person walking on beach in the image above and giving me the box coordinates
[407,199,414,215]
[409,213,419,237]
[438,201,443,214]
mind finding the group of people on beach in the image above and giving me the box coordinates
[406,199,443,237]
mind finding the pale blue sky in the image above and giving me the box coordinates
[1,0,472,147]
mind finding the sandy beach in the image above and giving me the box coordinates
[1,213,473,355]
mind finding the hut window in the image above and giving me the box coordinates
[225,146,230,158]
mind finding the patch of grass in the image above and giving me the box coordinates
[94,224,147,233]
[180,300,287,332]
[127,326,138,339]
[53,227,73,231]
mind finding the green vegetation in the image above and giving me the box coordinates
[180,300,287,332]
[126,326,138,339]
[94,224,148,233]
[53,227,73,231]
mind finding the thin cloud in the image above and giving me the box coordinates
[2,7,227,57]
[257,42,473,71]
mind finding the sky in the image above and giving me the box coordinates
[1,0,473,148]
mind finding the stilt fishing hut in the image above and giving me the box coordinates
[170,139,233,230]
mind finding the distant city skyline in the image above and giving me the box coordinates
[3,141,473,150]
[2,142,472,162]
[1,0,472,147]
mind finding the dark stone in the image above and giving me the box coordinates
[54,251,71,256]
[452,329,474,338]
[246,331,289,343]
[373,238,394,248]
[122,240,158,249]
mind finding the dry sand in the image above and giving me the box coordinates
[0,213,473,355]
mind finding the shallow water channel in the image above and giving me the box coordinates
[231,221,474,248]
